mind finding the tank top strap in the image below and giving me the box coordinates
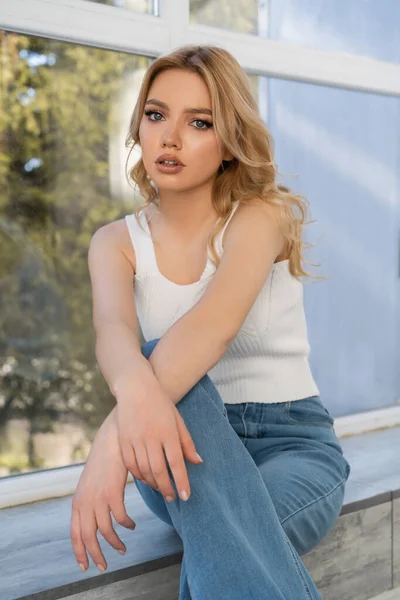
[124,209,157,279]
[125,201,241,279]
[214,200,240,256]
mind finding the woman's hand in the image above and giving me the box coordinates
[70,408,136,574]
[115,373,203,504]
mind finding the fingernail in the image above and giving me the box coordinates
[79,563,86,572]
[97,564,106,572]
[196,453,203,462]
[166,495,174,503]
[118,548,126,555]
[180,490,189,501]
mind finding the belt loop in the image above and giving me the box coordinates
[241,403,249,440]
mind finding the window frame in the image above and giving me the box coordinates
[1,0,399,96]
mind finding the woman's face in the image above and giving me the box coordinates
[139,68,232,195]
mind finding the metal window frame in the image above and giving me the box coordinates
[1,0,400,506]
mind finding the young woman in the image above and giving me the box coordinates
[70,45,351,600]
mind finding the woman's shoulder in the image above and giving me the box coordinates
[226,198,290,262]
[91,218,137,274]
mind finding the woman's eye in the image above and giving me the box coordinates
[145,110,163,121]
[192,119,212,130]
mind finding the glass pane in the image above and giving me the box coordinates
[269,0,400,64]
[0,31,151,477]
[190,0,260,35]
[86,0,158,15]
[260,75,400,415]
[191,0,400,63]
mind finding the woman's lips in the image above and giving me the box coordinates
[155,162,185,174]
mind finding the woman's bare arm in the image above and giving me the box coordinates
[88,220,230,406]
[88,223,155,399]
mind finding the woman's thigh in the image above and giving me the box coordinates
[226,397,351,556]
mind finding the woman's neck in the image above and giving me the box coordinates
[150,195,220,242]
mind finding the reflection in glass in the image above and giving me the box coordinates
[269,0,400,64]
[190,0,399,63]
[190,0,261,36]
[0,31,151,477]
[261,75,400,415]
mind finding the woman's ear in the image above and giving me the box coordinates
[222,148,234,161]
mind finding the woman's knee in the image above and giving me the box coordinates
[140,338,225,414]
[281,479,346,556]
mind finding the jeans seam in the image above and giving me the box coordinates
[280,474,347,526]
[280,477,347,600]
[197,380,227,417]
[285,400,334,428]
[284,536,314,600]
[287,418,334,429]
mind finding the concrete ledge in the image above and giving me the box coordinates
[3,491,398,600]
[333,405,400,439]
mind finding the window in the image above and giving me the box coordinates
[0,30,151,477]
[0,0,399,499]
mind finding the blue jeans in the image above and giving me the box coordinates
[135,339,351,600]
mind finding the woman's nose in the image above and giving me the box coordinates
[161,126,181,149]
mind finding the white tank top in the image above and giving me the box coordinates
[124,201,320,404]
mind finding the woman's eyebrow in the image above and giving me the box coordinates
[145,98,212,116]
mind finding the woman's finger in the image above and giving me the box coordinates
[134,442,159,491]
[109,498,136,531]
[175,409,203,464]
[80,507,108,572]
[163,436,191,502]
[125,444,146,482]
[120,438,146,482]
[95,503,127,555]
[70,504,89,572]
[147,441,176,501]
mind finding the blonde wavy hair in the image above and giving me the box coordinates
[125,44,322,281]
